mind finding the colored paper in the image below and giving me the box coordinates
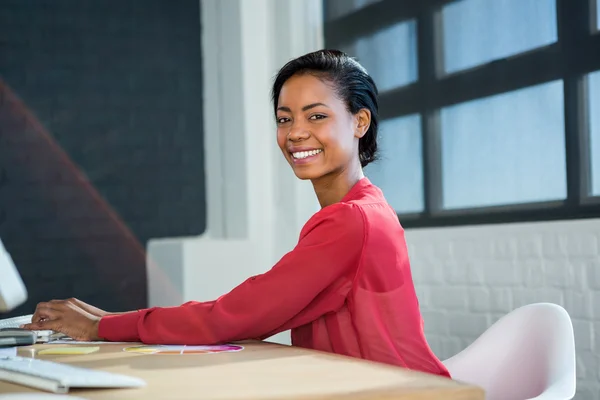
[38,346,100,355]
[123,344,243,355]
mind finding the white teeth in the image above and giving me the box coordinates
[292,149,322,159]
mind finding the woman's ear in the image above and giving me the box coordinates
[354,109,371,139]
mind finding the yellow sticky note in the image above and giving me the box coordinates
[38,346,100,355]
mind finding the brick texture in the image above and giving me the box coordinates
[406,219,600,399]
[0,0,205,317]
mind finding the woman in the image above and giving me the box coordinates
[23,50,450,378]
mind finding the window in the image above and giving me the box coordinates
[340,20,417,92]
[442,0,557,74]
[597,0,600,30]
[365,114,424,213]
[325,0,383,21]
[590,71,600,195]
[441,81,566,209]
[325,0,600,227]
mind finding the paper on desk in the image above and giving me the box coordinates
[0,347,16,357]
[39,346,100,355]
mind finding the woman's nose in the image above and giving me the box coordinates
[288,124,310,141]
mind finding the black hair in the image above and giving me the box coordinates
[271,49,379,168]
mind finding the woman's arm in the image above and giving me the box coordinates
[98,203,366,344]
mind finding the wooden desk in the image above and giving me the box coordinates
[0,342,484,399]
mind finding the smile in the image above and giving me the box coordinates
[292,149,322,159]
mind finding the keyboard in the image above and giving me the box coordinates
[0,356,146,393]
[0,315,60,343]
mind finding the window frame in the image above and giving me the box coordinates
[324,0,600,228]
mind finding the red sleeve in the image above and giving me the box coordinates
[98,203,365,344]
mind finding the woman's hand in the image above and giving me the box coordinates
[51,298,110,319]
[21,298,104,341]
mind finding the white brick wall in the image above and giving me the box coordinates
[406,218,600,399]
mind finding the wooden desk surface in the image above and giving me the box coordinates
[0,341,484,399]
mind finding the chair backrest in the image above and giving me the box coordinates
[443,303,576,400]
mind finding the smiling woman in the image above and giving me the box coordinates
[272,51,379,208]
[22,50,449,379]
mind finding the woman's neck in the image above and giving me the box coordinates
[312,163,364,209]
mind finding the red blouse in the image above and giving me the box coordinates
[99,178,450,377]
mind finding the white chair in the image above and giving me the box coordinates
[443,303,576,400]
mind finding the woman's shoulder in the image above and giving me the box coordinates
[299,179,394,238]
[309,201,364,224]
[300,202,365,239]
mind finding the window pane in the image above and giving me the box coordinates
[440,81,566,209]
[365,114,424,213]
[340,20,417,92]
[442,0,557,74]
[590,71,600,195]
[325,0,382,21]
[597,0,600,30]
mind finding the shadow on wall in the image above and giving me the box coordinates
[0,0,207,317]
[0,79,149,316]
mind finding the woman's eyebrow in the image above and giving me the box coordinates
[302,102,329,111]
[277,103,330,113]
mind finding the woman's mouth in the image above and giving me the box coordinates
[291,149,322,164]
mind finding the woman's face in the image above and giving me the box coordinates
[276,74,369,181]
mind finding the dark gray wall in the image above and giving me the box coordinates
[0,0,205,317]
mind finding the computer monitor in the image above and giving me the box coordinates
[0,238,27,312]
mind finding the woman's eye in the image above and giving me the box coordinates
[276,117,290,124]
[309,114,327,120]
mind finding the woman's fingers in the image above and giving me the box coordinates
[22,318,77,339]
[32,299,81,322]
[23,305,101,341]
[31,302,62,323]
[24,299,102,341]
[30,298,106,324]
[48,299,73,308]
[67,298,94,314]
[21,319,56,331]
[67,298,108,318]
